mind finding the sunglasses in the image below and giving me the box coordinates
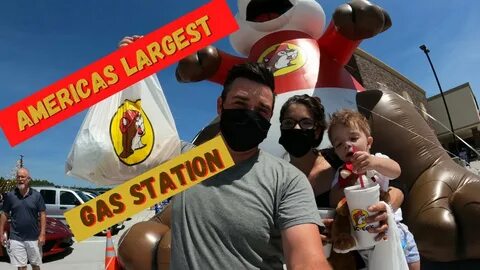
[280,118,316,130]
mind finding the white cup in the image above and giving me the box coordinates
[344,183,380,249]
[318,207,336,258]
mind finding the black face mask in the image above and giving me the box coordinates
[279,129,317,158]
[220,109,271,152]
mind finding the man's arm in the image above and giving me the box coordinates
[281,224,332,270]
[0,212,8,244]
[0,194,10,244]
[38,211,46,246]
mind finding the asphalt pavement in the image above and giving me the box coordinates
[0,209,156,270]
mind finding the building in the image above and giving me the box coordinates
[348,49,479,162]
[427,83,480,157]
[348,48,431,124]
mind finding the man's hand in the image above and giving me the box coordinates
[366,202,388,241]
[38,234,45,246]
[118,35,144,48]
[320,218,334,243]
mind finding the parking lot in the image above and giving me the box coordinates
[0,209,156,270]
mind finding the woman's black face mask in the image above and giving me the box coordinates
[220,109,271,152]
[279,128,318,158]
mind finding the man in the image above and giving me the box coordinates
[0,168,46,270]
[118,37,391,269]
[170,62,331,270]
[459,147,469,164]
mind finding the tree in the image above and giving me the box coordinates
[30,179,55,187]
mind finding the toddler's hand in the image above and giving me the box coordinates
[351,151,374,174]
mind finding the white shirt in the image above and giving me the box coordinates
[332,152,403,221]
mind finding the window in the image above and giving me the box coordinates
[60,191,79,205]
[40,190,56,204]
[75,191,91,202]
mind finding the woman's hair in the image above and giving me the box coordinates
[279,94,327,142]
[327,109,371,141]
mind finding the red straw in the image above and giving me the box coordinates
[351,146,365,188]
[359,175,365,188]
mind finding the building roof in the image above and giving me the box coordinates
[428,82,472,99]
[354,48,426,95]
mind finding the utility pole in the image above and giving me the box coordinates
[419,44,459,154]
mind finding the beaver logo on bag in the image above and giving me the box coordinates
[110,99,154,166]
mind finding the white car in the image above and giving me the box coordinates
[32,186,124,235]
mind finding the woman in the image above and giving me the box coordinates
[278,94,405,209]
[278,94,406,268]
[277,94,338,206]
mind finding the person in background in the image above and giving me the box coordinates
[0,168,46,270]
[459,147,469,164]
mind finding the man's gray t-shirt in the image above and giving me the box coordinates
[170,149,322,270]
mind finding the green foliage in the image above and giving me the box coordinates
[0,180,16,194]
[30,179,55,187]
[1,175,110,192]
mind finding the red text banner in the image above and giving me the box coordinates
[0,0,237,146]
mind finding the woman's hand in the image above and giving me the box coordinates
[366,202,388,241]
[118,35,144,48]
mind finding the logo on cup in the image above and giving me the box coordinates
[351,209,369,229]
[110,99,154,165]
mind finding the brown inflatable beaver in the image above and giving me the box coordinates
[117,89,480,269]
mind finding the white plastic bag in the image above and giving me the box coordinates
[361,202,409,270]
[65,74,180,186]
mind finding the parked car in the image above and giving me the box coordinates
[31,186,89,222]
[79,190,125,234]
[82,191,98,200]
[31,186,124,235]
[0,216,73,258]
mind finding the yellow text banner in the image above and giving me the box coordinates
[64,135,234,241]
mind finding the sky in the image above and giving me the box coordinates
[0,0,479,187]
